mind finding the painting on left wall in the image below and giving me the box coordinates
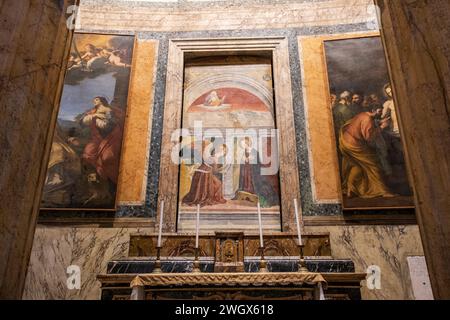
[41,33,135,210]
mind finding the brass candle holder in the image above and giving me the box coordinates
[192,247,201,273]
[297,244,309,273]
[259,247,268,273]
[153,246,163,274]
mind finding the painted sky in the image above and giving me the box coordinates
[324,37,390,97]
[58,72,116,121]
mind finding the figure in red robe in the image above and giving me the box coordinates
[182,142,227,207]
[339,105,396,199]
[80,96,124,185]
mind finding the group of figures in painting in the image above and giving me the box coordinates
[325,37,413,209]
[178,62,281,214]
[331,84,402,198]
[41,34,134,209]
[180,134,280,210]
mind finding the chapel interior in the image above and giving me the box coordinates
[0,0,449,301]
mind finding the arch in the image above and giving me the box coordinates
[184,73,274,111]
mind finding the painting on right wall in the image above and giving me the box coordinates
[324,36,414,210]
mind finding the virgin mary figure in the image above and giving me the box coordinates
[237,137,280,208]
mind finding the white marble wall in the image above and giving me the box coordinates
[23,227,151,300]
[308,225,424,300]
[77,0,375,32]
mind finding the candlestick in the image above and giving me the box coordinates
[257,202,264,247]
[294,199,303,246]
[192,247,201,273]
[259,247,268,273]
[157,200,164,247]
[153,246,162,274]
[195,204,200,249]
[297,244,309,273]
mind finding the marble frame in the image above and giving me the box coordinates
[157,37,302,233]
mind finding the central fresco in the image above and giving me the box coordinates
[178,58,282,231]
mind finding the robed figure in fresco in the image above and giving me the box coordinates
[182,142,227,207]
[237,137,280,208]
[80,96,124,187]
[339,105,397,199]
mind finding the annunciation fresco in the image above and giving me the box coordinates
[324,36,414,210]
[178,57,281,230]
[41,33,134,209]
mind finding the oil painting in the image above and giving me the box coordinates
[41,33,134,209]
[324,36,414,210]
[178,57,281,231]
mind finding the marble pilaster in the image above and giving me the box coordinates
[376,0,450,299]
[0,0,77,299]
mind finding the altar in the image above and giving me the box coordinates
[97,233,366,300]
[94,39,369,300]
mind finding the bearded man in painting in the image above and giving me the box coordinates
[333,91,356,138]
[350,93,364,116]
[339,105,397,199]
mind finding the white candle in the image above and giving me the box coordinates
[257,202,264,247]
[157,200,164,247]
[195,204,200,249]
[294,199,303,246]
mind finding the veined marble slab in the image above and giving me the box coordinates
[23,227,152,300]
[24,224,424,300]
